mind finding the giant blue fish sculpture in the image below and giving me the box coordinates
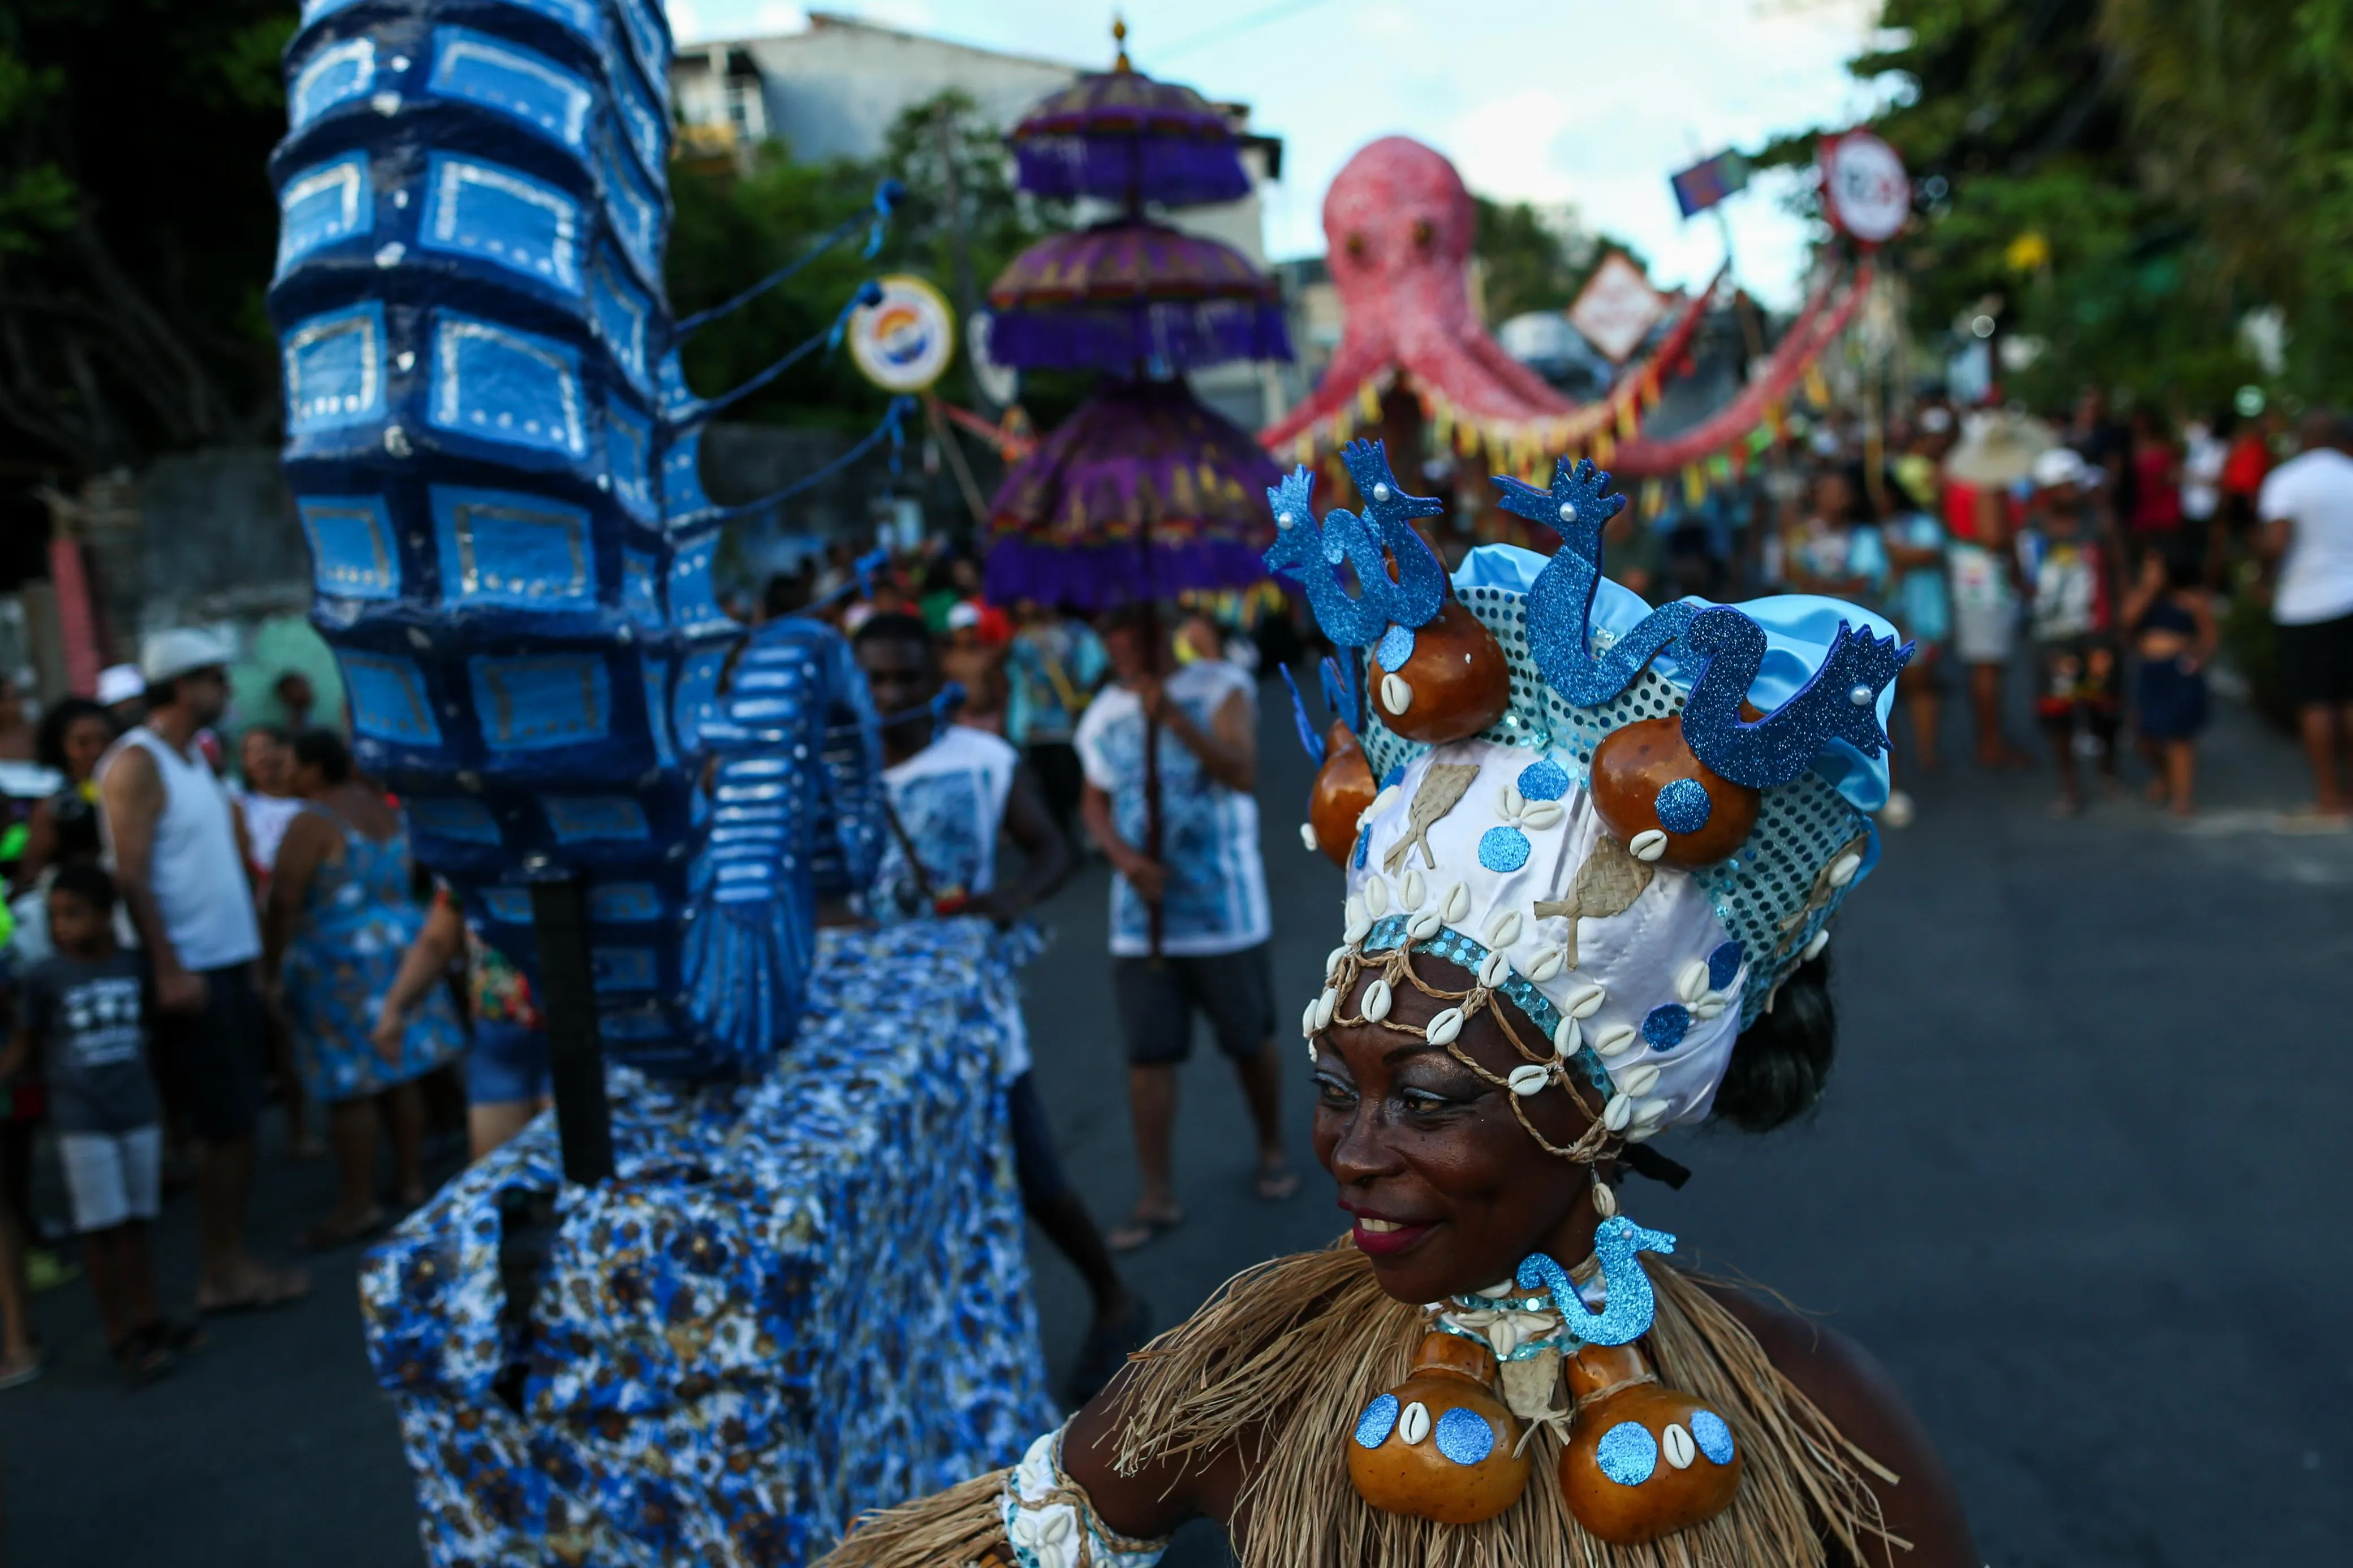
[270,0,881,1079]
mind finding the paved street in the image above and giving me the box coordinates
[3,673,2348,1565]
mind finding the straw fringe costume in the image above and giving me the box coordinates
[822,445,1914,1568]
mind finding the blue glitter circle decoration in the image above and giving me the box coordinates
[1478,826,1532,872]
[1516,757,1571,802]
[1434,1406,1495,1466]
[1707,940,1744,992]
[1595,1420,1658,1485]
[1377,624,1417,672]
[1354,1393,1400,1449]
[1653,777,1713,835]
[1690,1409,1735,1465]
[1641,1004,1690,1048]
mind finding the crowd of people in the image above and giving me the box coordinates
[0,637,462,1390]
[1759,392,2353,824]
[2,388,2346,1403]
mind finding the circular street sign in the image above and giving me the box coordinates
[848,275,956,392]
[1821,131,1910,245]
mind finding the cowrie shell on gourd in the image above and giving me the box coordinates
[1592,1181,1619,1217]
[1507,1064,1552,1096]
[1629,829,1669,862]
[1425,1007,1465,1046]
[1520,800,1565,831]
[1802,927,1830,961]
[1692,997,1725,1021]
[1485,910,1522,948]
[1477,950,1510,987]
[1305,1039,1318,1062]
[1363,978,1393,1022]
[1552,1017,1581,1056]
[1398,1401,1432,1445]
[1300,1002,1318,1038]
[1635,1097,1669,1124]
[1401,870,1425,908]
[1326,947,1350,980]
[1315,989,1339,1030]
[1476,1280,1515,1298]
[1603,1093,1634,1131]
[1442,882,1471,922]
[1365,880,1391,917]
[1618,1063,1662,1096]
[1381,673,1413,715]
[1345,895,1365,927]
[1828,852,1863,888]
[1593,1023,1637,1057]
[1407,911,1442,941]
[1373,785,1403,815]
[1502,783,1525,817]
[1677,961,1711,1003]
[1623,1121,1659,1143]
[1299,822,1318,851]
[1663,1424,1697,1470]
[1345,912,1372,944]
[1563,982,1606,1019]
[1525,949,1564,983]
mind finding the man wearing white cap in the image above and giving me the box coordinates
[97,629,308,1313]
[94,663,146,731]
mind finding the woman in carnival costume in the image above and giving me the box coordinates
[820,445,1975,1567]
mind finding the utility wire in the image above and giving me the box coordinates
[1156,0,1346,61]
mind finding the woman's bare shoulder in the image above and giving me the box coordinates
[1698,1281,1979,1568]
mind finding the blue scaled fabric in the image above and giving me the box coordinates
[360,919,1054,1567]
[271,0,884,1079]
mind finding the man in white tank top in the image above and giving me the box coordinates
[98,629,309,1314]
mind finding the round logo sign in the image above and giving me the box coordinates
[847,275,956,393]
[1821,132,1910,245]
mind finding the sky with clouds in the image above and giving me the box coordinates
[662,1,1894,308]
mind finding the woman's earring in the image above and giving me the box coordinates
[1346,1331,1531,1524]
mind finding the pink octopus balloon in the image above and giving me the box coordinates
[1261,136,1869,478]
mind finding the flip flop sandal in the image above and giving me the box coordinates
[1106,1210,1184,1252]
[113,1332,175,1385]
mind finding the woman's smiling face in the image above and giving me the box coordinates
[1311,954,1603,1306]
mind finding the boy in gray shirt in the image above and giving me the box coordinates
[2,865,195,1381]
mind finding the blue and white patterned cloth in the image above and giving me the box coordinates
[360,918,1054,1566]
[1073,660,1269,957]
[870,725,1019,923]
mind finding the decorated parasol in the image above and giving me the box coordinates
[985,378,1278,610]
[1008,24,1252,208]
[1261,136,1869,487]
[985,219,1290,373]
[982,22,1294,953]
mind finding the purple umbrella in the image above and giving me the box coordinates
[985,378,1279,611]
[1011,66,1252,208]
[986,220,1291,373]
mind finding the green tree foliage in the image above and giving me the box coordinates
[1767,0,2353,411]
[1470,197,1644,323]
[667,90,1068,428]
[0,0,294,470]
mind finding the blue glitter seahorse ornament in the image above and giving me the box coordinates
[1496,459,1699,706]
[1263,441,1447,649]
[1517,1216,1678,1347]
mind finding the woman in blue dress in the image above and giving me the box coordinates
[262,729,463,1249]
